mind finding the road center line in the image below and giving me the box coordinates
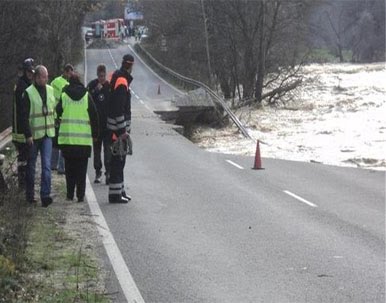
[85,46,144,303]
[128,44,184,95]
[226,160,244,170]
[144,104,152,112]
[131,91,139,99]
[283,190,318,208]
[108,48,118,69]
[85,177,145,303]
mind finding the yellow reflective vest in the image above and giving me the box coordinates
[51,76,69,102]
[58,92,92,146]
[25,84,55,140]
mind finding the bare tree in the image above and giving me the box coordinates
[309,0,385,63]
[0,0,93,131]
[140,0,313,106]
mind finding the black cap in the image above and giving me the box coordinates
[122,54,134,64]
[22,58,35,72]
[64,63,74,72]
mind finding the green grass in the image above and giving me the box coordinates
[0,158,109,302]
[23,208,108,303]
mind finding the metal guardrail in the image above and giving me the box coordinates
[133,44,253,140]
[0,127,12,151]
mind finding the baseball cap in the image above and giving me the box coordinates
[22,58,35,72]
[122,54,134,64]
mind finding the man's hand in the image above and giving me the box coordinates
[126,120,131,134]
[119,132,129,140]
[26,137,33,146]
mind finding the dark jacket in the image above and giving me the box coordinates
[21,83,47,139]
[107,67,132,136]
[87,78,110,137]
[56,79,99,159]
[13,74,32,140]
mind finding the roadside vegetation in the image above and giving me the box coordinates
[0,147,109,303]
[0,0,120,131]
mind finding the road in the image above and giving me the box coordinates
[86,43,385,303]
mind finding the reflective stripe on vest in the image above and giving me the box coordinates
[58,92,92,146]
[12,84,26,143]
[26,84,56,140]
[114,77,128,90]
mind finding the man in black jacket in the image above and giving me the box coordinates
[12,58,35,188]
[107,54,134,203]
[87,64,111,184]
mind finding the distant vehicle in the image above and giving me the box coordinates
[85,30,93,43]
[92,19,125,39]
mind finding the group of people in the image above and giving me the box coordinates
[12,54,135,207]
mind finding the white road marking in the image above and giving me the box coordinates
[283,190,318,208]
[108,48,118,69]
[84,44,88,84]
[85,177,145,303]
[226,160,244,170]
[144,104,153,112]
[139,100,145,105]
[128,44,185,95]
[85,46,145,303]
[131,90,139,99]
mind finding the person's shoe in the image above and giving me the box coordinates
[27,198,37,205]
[122,191,132,201]
[41,197,53,208]
[77,197,84,203]
[105,173,110,185]
[58,170,65,175]
[94,171,102,184]
[109,196,129,204]
[66,195,73,201]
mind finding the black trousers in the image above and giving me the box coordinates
[14,142,28,188]
[108,154,126,201]
[64,157,88,200]
[93,134,111,175]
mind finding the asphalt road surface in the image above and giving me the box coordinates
[86,42,385,303]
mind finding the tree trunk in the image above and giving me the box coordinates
[255,1,265,103]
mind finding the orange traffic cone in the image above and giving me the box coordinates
[252,140,264,170]
[157,84,161,95]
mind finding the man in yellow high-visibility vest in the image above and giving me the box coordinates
[51,64,74,174]
[56,72,99,202]
[21,65,55,207]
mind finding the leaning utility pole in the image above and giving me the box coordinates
[200,0,213,87]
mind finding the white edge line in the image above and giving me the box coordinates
[283,190,318,208]
[85,176,145,303]
[226,160,244,170]
[85,46,144,303]
[128,44,184,95]
[84,43,88,84]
